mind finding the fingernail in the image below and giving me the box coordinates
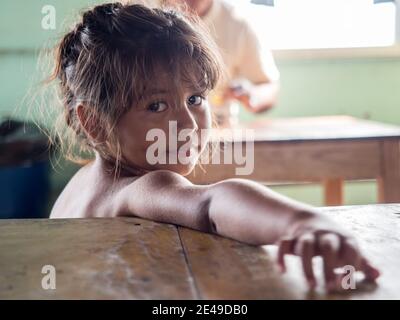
[368,267,380,280]
[371,266,380,278]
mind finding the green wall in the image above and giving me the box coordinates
[1,1,399,208]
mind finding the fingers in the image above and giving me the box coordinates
[341,238,380,281]
[277,238,295,273]
[360,258,380,281]
[277,232,380,292]
[319,233,341,291]
[223,89,235,100]
[340,237,361,266]
[295,233,316,289]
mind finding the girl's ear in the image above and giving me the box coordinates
[76,104,105,143]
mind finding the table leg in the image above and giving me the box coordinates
[377,140,400,203]
[323,178,344,206]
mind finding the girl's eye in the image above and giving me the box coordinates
[187,95,203,107]
[147,101,168,113]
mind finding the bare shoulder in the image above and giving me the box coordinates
[115,170,196,212]
[50,167,187,219]
[128,170,193,190]
[51,168,210,230]
[50,163,121,219]
[50,165,89,218]
[113,170,211,230]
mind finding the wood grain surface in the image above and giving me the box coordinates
[0,204,399,299]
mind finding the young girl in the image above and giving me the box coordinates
[49,2,379,291]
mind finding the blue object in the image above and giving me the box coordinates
[0,160,50,219]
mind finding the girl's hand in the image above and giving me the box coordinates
[277,215,380,292]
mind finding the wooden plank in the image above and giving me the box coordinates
[0,218,196,299]
[378,140,400,203]
[180,204,400,299]
[323,178,344,206]
[178,227,302,299]
[189,140,381,183]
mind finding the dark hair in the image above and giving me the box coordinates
[47,2,223,171]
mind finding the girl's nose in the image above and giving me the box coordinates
[177,105,199,134]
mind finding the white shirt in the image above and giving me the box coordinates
[133,0,280,91]
[201,0,280,90]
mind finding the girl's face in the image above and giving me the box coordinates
[116,72,212,176]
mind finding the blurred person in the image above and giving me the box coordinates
[173,0,280,115]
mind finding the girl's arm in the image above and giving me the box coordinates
[116,170,380,290]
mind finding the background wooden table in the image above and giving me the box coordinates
[0,204,399,299]
[188,116,400,206]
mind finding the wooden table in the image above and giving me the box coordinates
[0,204,399,299]
[188,116,400,206]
